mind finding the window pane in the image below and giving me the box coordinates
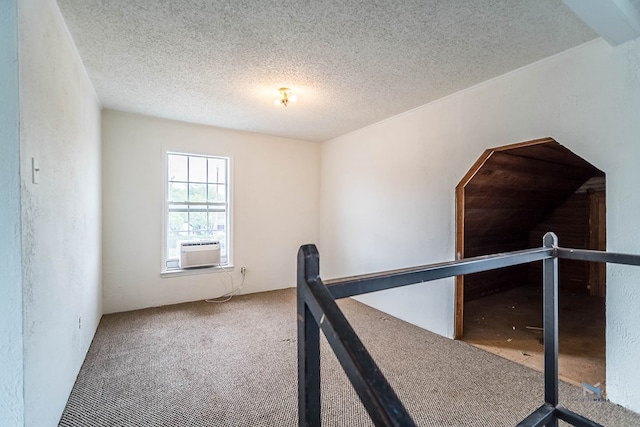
[200,229,216,240]
[167,231,190,259]
[166,232,181,258]
[168,154,187,182]
[208,158,226,184]
[168,211,189,232]
[210,211,226,232]
[167,246,180,260]
[189,183,206,202]
[207,184,226,202]
[173,231,191,244]
[168,182,187,202]
[189,211,207,236]
[189,156,207,183]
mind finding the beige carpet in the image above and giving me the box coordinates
[59,288,640,426]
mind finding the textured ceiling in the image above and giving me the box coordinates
[56,0,596,142]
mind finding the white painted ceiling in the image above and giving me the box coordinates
[56,0,597,142]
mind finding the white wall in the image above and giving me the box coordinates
[18,0,103,425]
[320,38,640,412]
[102,110,319,313]
[0,0,24,424]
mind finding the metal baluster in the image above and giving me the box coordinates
[298,247,321,426]
[543,232,559,427]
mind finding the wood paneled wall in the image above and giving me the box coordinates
[529,186,606,296]
[529,192,591,294]
[458,139,603,302]
[455,139,605,338]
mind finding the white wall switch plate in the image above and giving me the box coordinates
[32,157,40,184]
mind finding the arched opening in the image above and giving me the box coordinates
[455,137,606,386]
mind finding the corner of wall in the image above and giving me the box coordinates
[0,0,25,424]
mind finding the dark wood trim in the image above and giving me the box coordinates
[589,191,607,298]
[457,149,493,188]
[454,184,465,339]
[489,137,556,153]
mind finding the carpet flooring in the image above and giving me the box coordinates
[59,288,640,426]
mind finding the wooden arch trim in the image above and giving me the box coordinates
[454,137,559,339]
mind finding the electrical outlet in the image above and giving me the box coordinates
[240,267,247,275]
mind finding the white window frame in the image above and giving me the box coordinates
[162,151,232,275]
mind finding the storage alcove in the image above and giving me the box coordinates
[455,137,606,386]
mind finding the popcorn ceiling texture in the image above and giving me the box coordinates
[56,0,596,142]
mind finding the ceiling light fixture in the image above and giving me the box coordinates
[274,87,297,107]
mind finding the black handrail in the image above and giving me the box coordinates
[297,232,640,427]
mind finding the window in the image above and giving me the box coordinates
[164,152,230,270]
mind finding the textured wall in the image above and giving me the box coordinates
[320,38,640,412]
[0,0,24,425]
[18,0,102,425]
[101,111,319,313]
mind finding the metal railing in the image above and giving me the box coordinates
[297,232,640,427]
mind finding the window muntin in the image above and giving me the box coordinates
[165,153,229,269]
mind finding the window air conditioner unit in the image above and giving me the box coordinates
[179,240,221,268]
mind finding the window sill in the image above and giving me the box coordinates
[160,264,234,278]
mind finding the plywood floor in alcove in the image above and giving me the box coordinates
[463,286,605,393]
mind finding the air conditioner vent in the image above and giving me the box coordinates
[179,240,220,268]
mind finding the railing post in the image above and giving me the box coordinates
[298,246,321,427]
[542,232,559,426]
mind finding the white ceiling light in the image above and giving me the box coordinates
[274,88,298,107]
